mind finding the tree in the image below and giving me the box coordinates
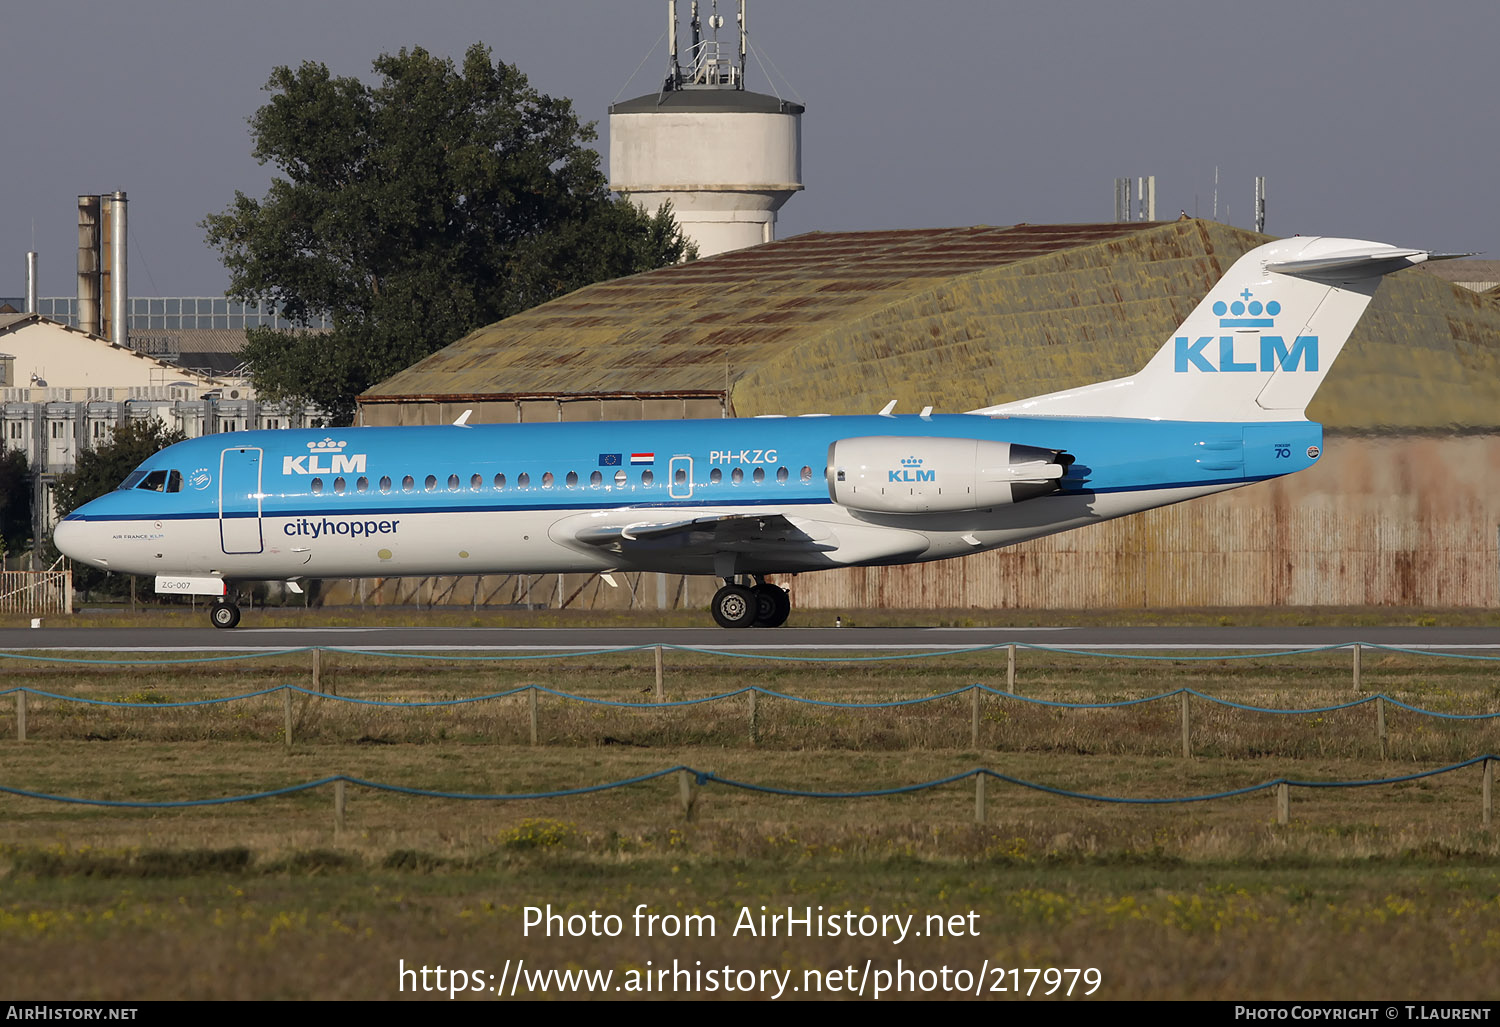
[204,44,695,424]
[0,448,31,558]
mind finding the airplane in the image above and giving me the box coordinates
[54,235,1451,629]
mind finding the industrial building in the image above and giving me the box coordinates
[354,218,1500,611]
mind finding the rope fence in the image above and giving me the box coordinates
[1,759,1493,832]
[4,637,1500,754]
[4,680,1498,753]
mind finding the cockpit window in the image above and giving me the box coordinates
[119,471,147,490]
[135,469,182,493]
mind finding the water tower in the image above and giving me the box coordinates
[609,1,804,258]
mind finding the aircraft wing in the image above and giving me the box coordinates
[567,512,835,556]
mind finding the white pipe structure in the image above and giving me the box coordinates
[110,191,128,349]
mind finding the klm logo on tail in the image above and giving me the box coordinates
[1174,289,1319,373]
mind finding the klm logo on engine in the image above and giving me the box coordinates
[283,438,367,475]
[889,456,935,483]
[1174,290,1318,373]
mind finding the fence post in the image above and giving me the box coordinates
[1484,758,1493,830]
[1180,690,1192,759]
[655,645,664,702]
[678,769,696,821]
[64,570,73,615]
[334,779,346,833]
[311,647,322,694]
[1276,782,1290,826]
[748,688,758,744]
[1007,644,1017,693]
[970,685,981,748]
[15,690,26,742]
[974,772,987,824]
[1352,643,1361,692]
[1376,696,1388,760]
[529,686,539,746]
[283,686,294,749]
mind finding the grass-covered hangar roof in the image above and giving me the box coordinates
[360,219,1500,431]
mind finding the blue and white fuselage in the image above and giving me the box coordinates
[54,413,1321,578]
[53,235,1444,627]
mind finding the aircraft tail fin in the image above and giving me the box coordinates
[974,237,1440,422]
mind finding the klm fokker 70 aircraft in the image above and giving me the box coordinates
[55,236,1446,628]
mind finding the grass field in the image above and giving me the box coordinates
[2,633,1498,1000]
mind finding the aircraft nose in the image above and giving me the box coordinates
[53,516,107,569]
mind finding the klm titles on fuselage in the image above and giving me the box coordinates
[1174,291,1318,373]
[282,438,367,476]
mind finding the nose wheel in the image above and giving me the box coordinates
[209,599,241,629]
[710,579,791,628]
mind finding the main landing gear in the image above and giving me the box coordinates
[710,577,791,629]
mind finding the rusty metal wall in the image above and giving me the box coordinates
[317,435,1498,611]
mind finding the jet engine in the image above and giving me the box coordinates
[827,436,1069,514]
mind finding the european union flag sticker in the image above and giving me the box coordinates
[599,453,622,467]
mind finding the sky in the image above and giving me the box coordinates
[2,0,1495,299]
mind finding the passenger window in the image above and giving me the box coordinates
[802,466,813,482]
[357,477,370,494]
[565,471,579,489]
[710,468,722,484]
[589,471,602,488]
[731,468,744,484]
[424,475,437,492]
[494,473,506,490]
[641,470,654,486]
[542,472,555,489]
[517,472,531,489]
[310,478,324,495]
[334,476,347,495]
[402,475,415,493]
[470,474,483,492]
[753,467,765,483]
[675,468,688,485]
[447,474,461,492]
[613,470,626,487]
[776,467,789,483]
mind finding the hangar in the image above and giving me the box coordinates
[353,219,1500,611]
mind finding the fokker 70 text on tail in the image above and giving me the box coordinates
[55,236,1447,628]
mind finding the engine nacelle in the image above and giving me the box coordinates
[827,436,1068,514]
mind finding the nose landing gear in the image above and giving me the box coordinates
[208,594,241,629]
[710,577,791,628]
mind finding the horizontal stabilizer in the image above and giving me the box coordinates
[1264,245,1432,277]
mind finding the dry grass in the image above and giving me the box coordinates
[2,648,1499,1000]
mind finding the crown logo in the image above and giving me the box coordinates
[1213,289,1281,328]
[900,456,923,467]
[307,437,347,452]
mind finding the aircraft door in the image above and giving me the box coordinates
[668,455,694,499]
[219,447,264,555]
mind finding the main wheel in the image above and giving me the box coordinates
[710,584,757,628]
[209,600,241,629]
[752,584,791,628]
